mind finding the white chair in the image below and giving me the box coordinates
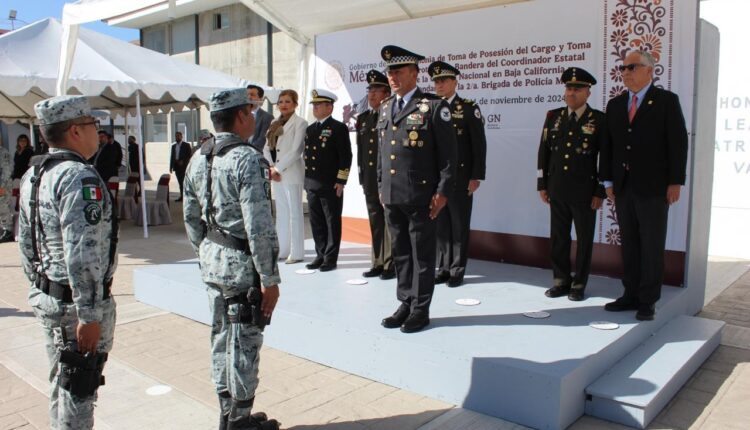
[117,173,139,220]
[135,174,172,226]
[107,177,120,201]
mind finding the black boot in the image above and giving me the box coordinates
[227,416,280,430]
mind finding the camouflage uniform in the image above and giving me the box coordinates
[0,145,12,237]
[18,92,117,430]
[183,89,280,429]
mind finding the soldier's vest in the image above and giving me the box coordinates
[28,152,117,302]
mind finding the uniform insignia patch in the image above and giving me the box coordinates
[321,129,332,137]
[82,185,102,201]
[406,113,424,125]
[261,167,271,180]
[440,106,451,122]
[84,203,102,225]
[474,108,482,119]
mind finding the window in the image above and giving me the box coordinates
[172,110,199,143]
[142,26,167,54]
[213,13,229,30]
[144,114,168,142]
[171,17,196,55]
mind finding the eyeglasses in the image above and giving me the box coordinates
[618,63,647,72]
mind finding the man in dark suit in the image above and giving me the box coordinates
[170,131,192,201]
[247,85,274,152]
[93,130,123,182]
[357,70,395,280]
[429,61,487,288]
[378,45,457,333]
[601,50,688,321]
[537,67,606,302]
[304,89,353,272]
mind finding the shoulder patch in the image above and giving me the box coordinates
[82,183,103,201]
[84,202,102,225]
[474,107,482,119]
[440,106,451,122]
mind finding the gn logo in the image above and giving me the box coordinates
[486,113,502,129]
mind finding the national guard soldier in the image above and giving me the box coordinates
[0,142,13,242]
[18,95,117,430]
[183,88,281,430]
[378,45,457,333]
[303,89,353,272]
[537,67,605,301]
[428,61,487,288]
[357,70,395,280]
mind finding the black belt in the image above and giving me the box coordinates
[206,229,251,255]
[39,277,112,303]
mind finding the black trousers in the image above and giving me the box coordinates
[365,194,392,271]
[549,199,596,288]
[174,168,186,196]
[615,182,669,306]
[436,189,473,280]
[306,187,343,264]
[384,204,436,315]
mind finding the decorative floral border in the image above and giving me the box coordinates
[599,0,674,244]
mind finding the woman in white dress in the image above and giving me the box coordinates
[264,89,308,263]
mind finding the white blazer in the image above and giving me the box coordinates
[263,113,308,185]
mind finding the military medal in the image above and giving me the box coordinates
[410,141,417,147]
[409,131,418,140]
[418,141,424,147]
[419,104,429,113]
[582,142,589,149]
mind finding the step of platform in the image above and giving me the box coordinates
[585,315,724,429]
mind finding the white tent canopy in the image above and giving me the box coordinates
[0,17,247,123]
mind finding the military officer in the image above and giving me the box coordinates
[183,88,281,430]
[537,67,605,301]
[378,45,457,333]
[357,70,395,280]
[0,143,12,242]
[303,89,353,272]
[18,96,117,430]
[428,61,487,288]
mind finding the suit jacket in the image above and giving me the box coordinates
[94,142,123,181]
[356,108,380,196]
[303,117,353,191]
[263,113,308,185]
[537,105,606,202]
[377,88,457,206]
[170,141,192,173]
[600,85,688,197]
[449,94,487,188]
[250,108,274,151]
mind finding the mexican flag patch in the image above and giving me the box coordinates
[83,186,103,201]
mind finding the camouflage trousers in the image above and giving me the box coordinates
[28,287,117,430]
[0,194,12,231]
[206,284,263,417]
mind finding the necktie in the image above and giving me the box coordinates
[628,94,638,123]
[394,97,404,117]
[569,111,577,126]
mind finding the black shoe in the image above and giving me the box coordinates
[379,269,396,280]
[447,277,463,288]
[636,304,656,321]
[400,312,430,333]
[604,297,640,312]
[382,304,410,328]
[319,263,337,272]
[306,259,323,270]
[227,416,279,430]
[435,272,450,284]
[545,285,570,298]
[362,267,384,278]
[568,289,585,301]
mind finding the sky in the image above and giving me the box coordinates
[0,0,139,41]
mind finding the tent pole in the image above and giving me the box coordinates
[136,92,148,238]
[124,112,129,174]
[28,119,36,152]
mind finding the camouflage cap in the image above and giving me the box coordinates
[209,88,252,112]
[34,95,91,125]
[198,129,213,140]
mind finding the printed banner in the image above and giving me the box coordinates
[315,0,697,251]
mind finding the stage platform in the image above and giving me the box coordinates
[134,240,715,430]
